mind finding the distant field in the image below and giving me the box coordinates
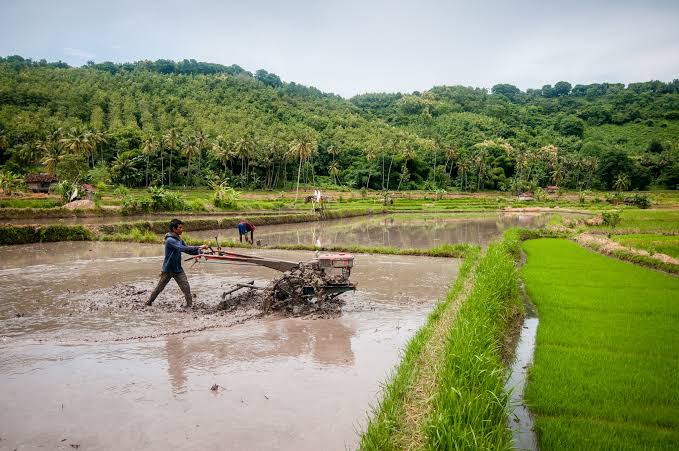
[612,234,679,258]
[521,239,679,450]
[618,210,679,233]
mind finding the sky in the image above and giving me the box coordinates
[1,0,678,98]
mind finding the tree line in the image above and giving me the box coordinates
[0,55,677,193]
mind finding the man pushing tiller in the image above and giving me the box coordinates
[146,219,208,308]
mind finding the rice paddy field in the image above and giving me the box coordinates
[611,234,679,259]
[521,239,679,450]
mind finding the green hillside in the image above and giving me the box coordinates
[0,55,677,192]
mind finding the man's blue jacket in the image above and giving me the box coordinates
[162,232,201,273]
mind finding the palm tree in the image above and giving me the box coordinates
[60,128,95,165]
[195,129,209,174]
[211,136,232,174]
[550,165,564,188]
[457,158,471,191]
[613,173,630,192]
[142,137,157,187]
[364,147,376,189]
[162,129,179,186]
[183,136,200,186]
[328,161,340,186]
[40,145,63,176]
[89,131,108,165]
[444,147,459,177]
[234,135,256,181]
[288,138,317,202]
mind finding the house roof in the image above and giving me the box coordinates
[25,173,58,183]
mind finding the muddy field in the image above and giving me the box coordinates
[0,241,458,450]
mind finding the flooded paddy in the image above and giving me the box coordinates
[3,210,304,226]
[191,211,554,248]
[0,241,458,449]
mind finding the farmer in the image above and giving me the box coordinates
[146,219,208,308]
[237,220,256,244]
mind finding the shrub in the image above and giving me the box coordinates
[624,193,651,209]
[0,225,92,245]
[149,186,186,211]
[602,210,622,228]
[212,182,240,209]
[54,180,82,202]
[113,185,130,197]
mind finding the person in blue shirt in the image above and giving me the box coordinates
[237,220,256,244]
[146,219,208,307]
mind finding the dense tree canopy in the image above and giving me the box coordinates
[0,55,677,191]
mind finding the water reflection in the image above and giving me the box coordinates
[191,212,551,249]
[164,319,356,394]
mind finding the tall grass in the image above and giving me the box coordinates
[423,230,521,449]
[360,230,523,450]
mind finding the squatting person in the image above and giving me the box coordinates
[237,220,256,244]
[146,218,208,307]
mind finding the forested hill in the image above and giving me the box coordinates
[0,55,677,191]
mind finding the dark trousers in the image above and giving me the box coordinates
[148,271,192,305]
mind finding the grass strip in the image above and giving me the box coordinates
[422,229,522,450]
[521,239,679,450]
[0,224,93,245]
[97,208,379,234]
[360,229,524,450]
[359,246,481,450]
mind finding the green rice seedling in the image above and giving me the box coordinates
[612,234,679,259]
[521,239,679,450]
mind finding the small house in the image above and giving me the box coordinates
[517,192,534,201]
[545,185,559,194]
[25,173,58,193]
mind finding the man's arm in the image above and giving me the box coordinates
[166,239,207,255]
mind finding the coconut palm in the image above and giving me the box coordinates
[211,136,232,174]
[550,164,564,188]
[288,138,317,202]
[142,137,158,187]
[613,173,630,192]
[162,129,179,186]
[329,161,340,185]
[60,128,95,165]
[183,136,200,186]
[444,147,459,177]
[364,147,377,189]
[457,157,471,191]
[40,145,63,176]
[234,135,256,181]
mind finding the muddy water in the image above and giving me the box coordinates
[190,212,553,248]
[0,241,458,450]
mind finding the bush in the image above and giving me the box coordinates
[149,187,186,211]
[121,195,153,214]
[602,210,622,228]
[212,183,240,209]
[0,224,93,245]
[54,180,82,202]
[113,185,130,197]
[624,193,651,209]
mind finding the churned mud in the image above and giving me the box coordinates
[0,241,458,450]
